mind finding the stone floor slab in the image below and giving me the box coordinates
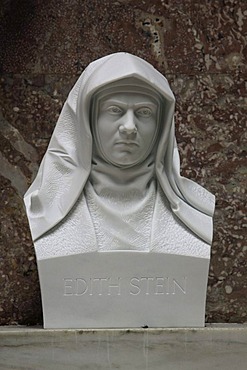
[0,325,246,369]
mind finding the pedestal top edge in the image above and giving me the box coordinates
[0,323,246,335]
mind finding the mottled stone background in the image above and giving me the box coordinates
[0,0,246,325]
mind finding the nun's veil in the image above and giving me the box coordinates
[24,52,215,244]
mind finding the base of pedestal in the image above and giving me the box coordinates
[0,325,246,369]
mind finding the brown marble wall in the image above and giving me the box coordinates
[0,0,246,325]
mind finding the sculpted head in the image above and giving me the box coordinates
[91,79,162,167]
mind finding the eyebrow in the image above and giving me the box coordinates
[101,99,158,109]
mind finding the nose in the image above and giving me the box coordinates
[119,110,137,135]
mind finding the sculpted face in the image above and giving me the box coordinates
[94,90,160,167]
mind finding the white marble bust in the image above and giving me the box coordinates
[24,52,215,261]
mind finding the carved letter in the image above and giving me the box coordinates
[93,277,108,295]
[141,277,154,295]
[130,277,141,295]
[155,277,165,295]
[64,278,73,296]
[75,278,88,295]
[108,277,121,296]
[172,277,187,295]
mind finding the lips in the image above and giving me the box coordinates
[115,141,139,147]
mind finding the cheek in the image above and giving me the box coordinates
[140,120,157,139]
[97,116,108,136]
[97,118,116,141]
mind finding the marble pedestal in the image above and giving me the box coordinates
[38,252,210,328]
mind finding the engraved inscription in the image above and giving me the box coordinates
[63,276,187,296]
[130,277,187,295]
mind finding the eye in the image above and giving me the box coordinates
[136,107,152,117]
[107,105,123,115]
